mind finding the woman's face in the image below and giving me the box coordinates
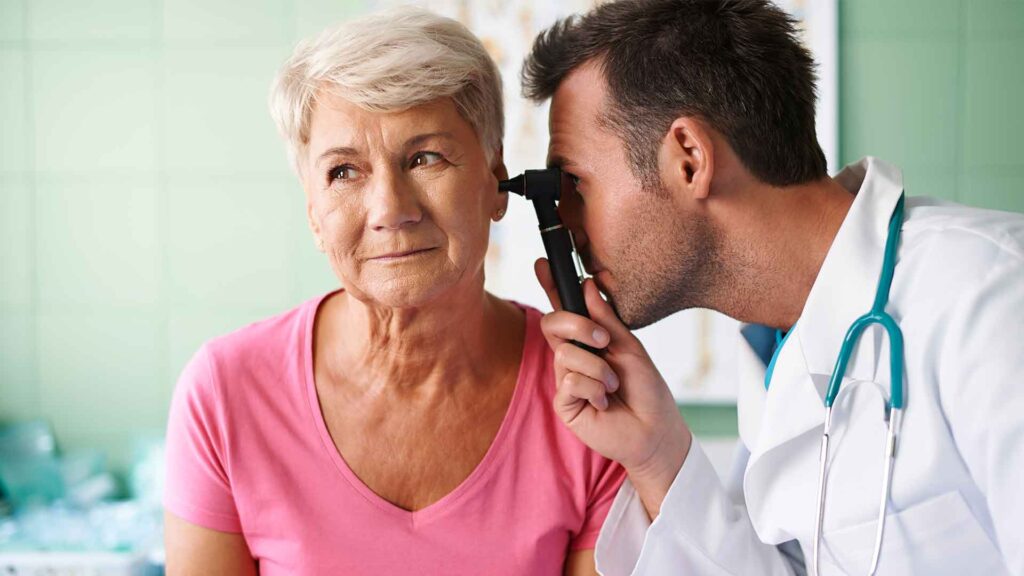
[300,93,507,308]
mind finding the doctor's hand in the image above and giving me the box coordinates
[535,258,692,520]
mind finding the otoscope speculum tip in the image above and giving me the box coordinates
[498,174,525,195]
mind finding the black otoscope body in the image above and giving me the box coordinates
[500,168,598,353]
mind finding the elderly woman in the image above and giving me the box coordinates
[162,8,624,576]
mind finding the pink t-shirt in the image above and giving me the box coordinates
[164,292,625,575]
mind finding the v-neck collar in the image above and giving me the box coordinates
[302,291,537,526]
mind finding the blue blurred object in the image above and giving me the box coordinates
[0,422,166,575]
[128,435,165,506]
[1,501,161,552]
[0,420,64,508]
[0,421,120,509]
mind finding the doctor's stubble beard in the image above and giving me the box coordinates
[598,191,725,330]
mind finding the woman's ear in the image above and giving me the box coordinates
[306,199,326,252]
[491,146,510,220]
[658,116,714,201]
[492,145,509,181]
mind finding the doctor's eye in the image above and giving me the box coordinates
[566,173,581,190]
[410,151,444,169]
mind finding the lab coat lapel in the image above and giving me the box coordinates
[736,325,770,451]
[742,158,906,541]
[745,323,825,462]
[794,157,904,382]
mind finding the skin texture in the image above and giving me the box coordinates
[537,59,856,519]
[547,64,723,332]
[166,94,598,576]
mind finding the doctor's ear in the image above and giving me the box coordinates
[658,117,714,201]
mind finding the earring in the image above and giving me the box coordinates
[316,237,325,251]
[493,208,506,221]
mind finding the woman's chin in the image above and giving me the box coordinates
[355,272,460,309]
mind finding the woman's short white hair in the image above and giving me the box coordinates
[269,7,504,172]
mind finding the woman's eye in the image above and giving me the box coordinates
[329,165,357,182]
[410,152,443,168]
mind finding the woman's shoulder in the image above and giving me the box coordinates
[505,300,552,371]
[508,300,544,328]
[176,292,325,395]
[506,300,567,414]
[201,291,321,362]
[502,300,627,520]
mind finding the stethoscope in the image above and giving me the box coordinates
[767,193,907,576]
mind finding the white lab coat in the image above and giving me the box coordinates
[594,157,1024,575]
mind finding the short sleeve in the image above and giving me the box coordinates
[571,454,628,550]
[163,344,242,533]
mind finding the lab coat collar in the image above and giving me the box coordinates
[741,158,905,543]
[747,157,904,464]
[795,157,904,381]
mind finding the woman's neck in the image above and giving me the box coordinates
[316,279,524,399]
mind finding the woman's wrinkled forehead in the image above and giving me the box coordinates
[305,93,481,164]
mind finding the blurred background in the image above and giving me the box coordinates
[0,0,1022,572]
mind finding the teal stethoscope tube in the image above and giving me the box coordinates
[824,193,906,410]
[818,193,905,576]
[765,193,906,402]
[764,192,907,576]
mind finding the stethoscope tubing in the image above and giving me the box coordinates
[811,193,907,576]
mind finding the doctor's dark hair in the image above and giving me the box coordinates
[521,0,827,188]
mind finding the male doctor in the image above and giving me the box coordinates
[520,0,1024,574]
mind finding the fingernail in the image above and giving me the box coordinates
[593,328,608,345]
[595,395,609,410]
[606,374,619,393]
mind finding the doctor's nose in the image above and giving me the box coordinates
[367,173,423,231]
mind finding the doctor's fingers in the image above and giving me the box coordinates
[534,258,563,313]
[539,309,611,353]
[581,280,645,354]
[554,342,619,393]
[555,370,611,413]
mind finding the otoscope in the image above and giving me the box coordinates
[499,168,598,353]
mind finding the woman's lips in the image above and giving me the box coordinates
[370,247,436,261]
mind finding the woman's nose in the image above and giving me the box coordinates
[366,172,423,231]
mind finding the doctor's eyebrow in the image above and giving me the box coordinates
[547,153,576,171]
[548,153,581,174]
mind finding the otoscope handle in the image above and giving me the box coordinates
[541,226,600,355]
[542,226,588,317]
[501,167,599,354]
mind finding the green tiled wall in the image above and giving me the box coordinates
[1,0,1022,469]
[0,0,358,469]
[840,0,1024,210]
